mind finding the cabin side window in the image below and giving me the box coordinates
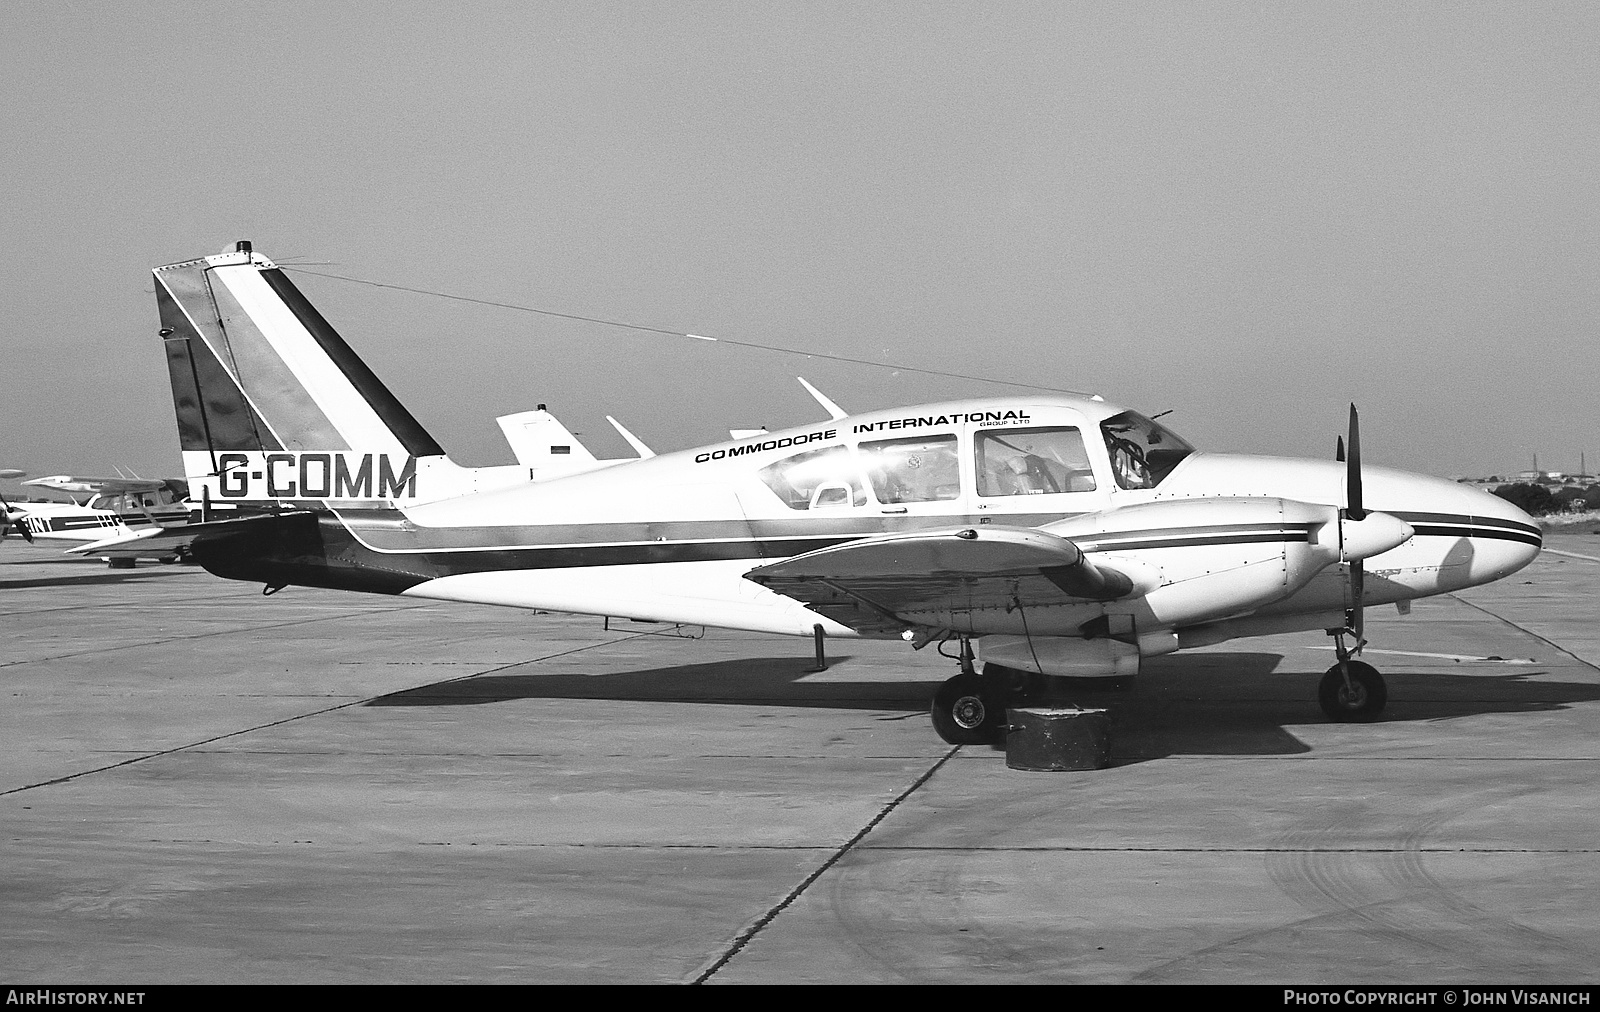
[859,435,961,503]
[757,444,869,510]
[1100,410,1195,490]
[975,426,1097,496]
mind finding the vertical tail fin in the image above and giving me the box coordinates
[156,242,449,507]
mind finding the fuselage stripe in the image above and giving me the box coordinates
[326,509,1536,562]
[1390,511,1541,537]
[1407,524,1543,548]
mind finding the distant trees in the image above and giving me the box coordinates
[1493,483,1555,515]
[1491,482,1600,516]
[1550,487,1588,512]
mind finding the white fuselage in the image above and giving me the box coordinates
[8,500,185,545]
[332,396,1539,647]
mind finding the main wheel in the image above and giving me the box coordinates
[1318,661,1387,721]
[931,674,1004,745]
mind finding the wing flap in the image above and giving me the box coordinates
[744,526,1138,634]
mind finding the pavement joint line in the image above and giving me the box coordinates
[851,845,1600,853]
[1117,755,1600,762]
[1447,593,1600,675]
[360,629,663,698]
[62,749,959,760]
[1544,548,1600,563]
[1304,645,1537,663]
[0,632,661,797]
[38,749,1600,761]
[0,603,440,670]
[691,744,962,984]
[0,591,437,618]
[67,841,1600,855]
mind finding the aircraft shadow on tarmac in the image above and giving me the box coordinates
[369,650,1600,761]
[0,568,188,590]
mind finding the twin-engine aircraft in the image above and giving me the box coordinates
[83,242,1542,743]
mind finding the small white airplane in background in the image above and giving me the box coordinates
[85,242,1542,743]
[3,473,192,565]
[4,412,621,565]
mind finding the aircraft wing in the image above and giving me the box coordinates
[24,475,168,496]
[744,526,1139,635]
[67,510,315,559]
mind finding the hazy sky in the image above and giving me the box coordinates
[5,1,1598,494]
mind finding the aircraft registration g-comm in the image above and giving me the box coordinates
[693,410,1033,464]
[79,242,1544,746]
[209,451,415,500]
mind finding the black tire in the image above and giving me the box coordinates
[931,674,1004,745]
[107,558,136,570]
[982,663,1046,705]
[1318,661,1387,721]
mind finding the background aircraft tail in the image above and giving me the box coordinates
[155,242,473,508]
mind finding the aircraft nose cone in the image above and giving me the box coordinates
[1342,510,1414,561]
[1466,485,1543,580]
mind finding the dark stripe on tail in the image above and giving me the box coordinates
[261,269,445,459]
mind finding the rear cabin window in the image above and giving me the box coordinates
[859,435,961,503]
[758,444,869,510]
[975,426,1097,496]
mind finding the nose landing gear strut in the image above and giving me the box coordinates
[1319,627,1387,721]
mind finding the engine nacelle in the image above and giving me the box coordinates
[978,634,1141,678]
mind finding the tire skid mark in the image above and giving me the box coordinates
[1263,786,1589,978]
[1131,776,1599,983]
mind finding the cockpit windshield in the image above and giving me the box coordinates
[1099,410,1194,490]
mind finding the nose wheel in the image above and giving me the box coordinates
[1319,658,1387,721]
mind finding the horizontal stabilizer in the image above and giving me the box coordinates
[496,409,598,468]
[69,510,315,559]
[744,526,1138,635]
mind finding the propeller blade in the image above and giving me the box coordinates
[1346,404,1365,521]
[1343,404,1366,648]
[1336,435,1345,463]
